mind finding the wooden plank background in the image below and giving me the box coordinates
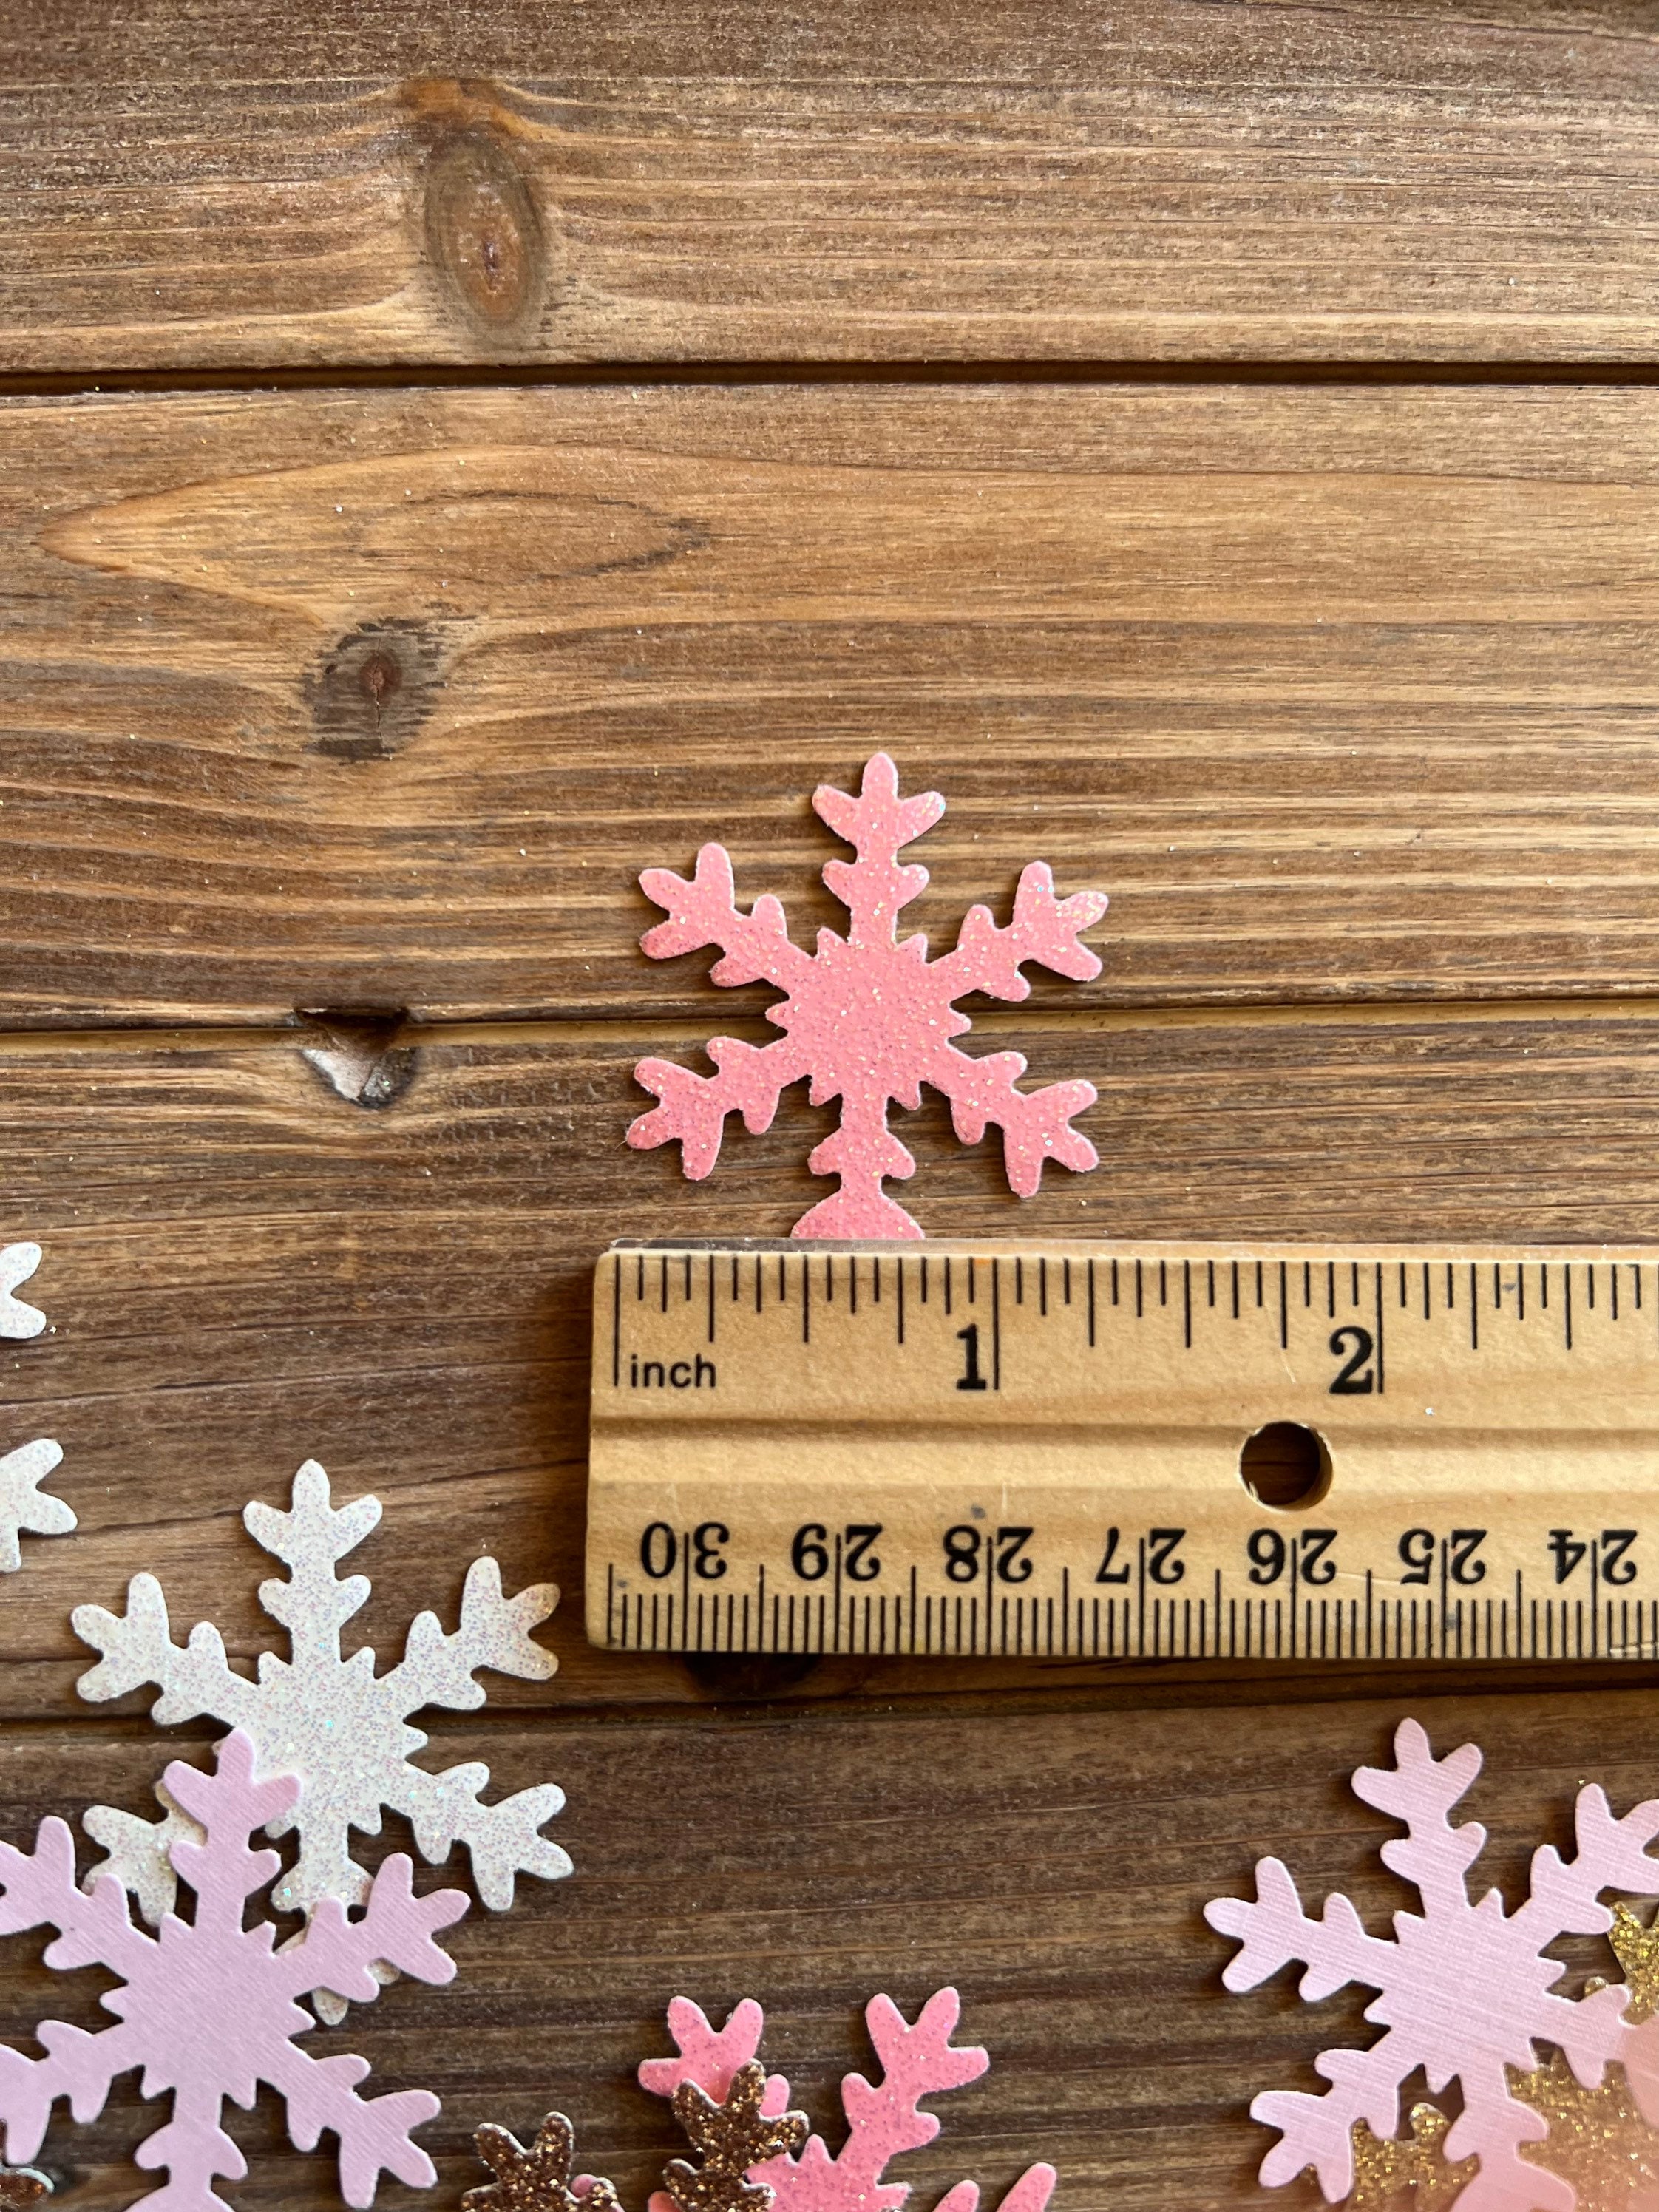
[4,1,1659,366]
[7,4,1659,2209]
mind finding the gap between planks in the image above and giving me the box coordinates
[11,361,1659,402]
[3,995,1659,1059]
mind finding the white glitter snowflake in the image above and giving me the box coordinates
[72,1459,569,2021]
[0,1244,72,1574]
[1205,1719,1659,2212]
[0,1728,465,2211]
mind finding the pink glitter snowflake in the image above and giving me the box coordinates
[638,1988,1056,2212]
[1204,1719,1659,2212]
[628,756,1109,1238]
[0,1730,467,2212]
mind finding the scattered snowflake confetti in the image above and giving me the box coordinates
[1205,1718,1659,2211]
[639,1989,1058,2212]
[1346,2103,1473,2212]
[72,1459,569,2021]
[0,1246,47,1342]
[467,2064,803,2212]
[1366,1906,1659,2211]
[0,1439,72,1578]
[0,1728,465,2212]
[0,1244,72,1574]
[629,754,1108,1238]
[466,2111,620,2212]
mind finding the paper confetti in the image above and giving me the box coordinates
[1205,1717,1659,2211]
[662,2064,808,2212]
[0,1246,47,1342]
[0,1730,465,2212]
[1515,2045,1659,2206]
[1355,1921,1659,2212]
[72,1459,569,2021]
[467,2069,807,2212]
[1346,2106,1474,2211]
[0,1244,72,1574]
[629,754,1108,1238]
[640,1989,1058,2212]
[466,2113,623,2212]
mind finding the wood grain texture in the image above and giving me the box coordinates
[9,6,1659,2203]
[8,1012,1659,1721]
[3,1,1659,367]
[3,1690,1658,2211]
[11,381,1659,1022]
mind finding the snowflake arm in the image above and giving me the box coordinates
[932,1049,1099,1201]
[384,1555,560,1714]
[810,756,943,948]
[929,864,1107,1003]
[640,844,815,991]
[771,1988,988,2212]
[389,1755,570,1915]
[266,2043,447,2205]
[0,1245,46,1340]
[640,1999,778,2106]
[72,1574,258,1728]
[0,1440,74,1575]
[1204,1856,1397,2004]
[0,1246,72,1573]
[243,1466,383,1663]
[631,1036,813,1182]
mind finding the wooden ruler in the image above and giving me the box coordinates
[586,1241,1659,1661]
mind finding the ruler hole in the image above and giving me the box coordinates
[1240,1421,1332,1509]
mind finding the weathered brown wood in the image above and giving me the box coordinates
[1,1689,1655,2210]
[7,1010,1659,1720]
[2,1,1659,368]
[10,381,1659,1022]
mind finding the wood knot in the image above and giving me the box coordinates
[422,126,547,343]
[309,621,443,761]
[299,1009,417,1110]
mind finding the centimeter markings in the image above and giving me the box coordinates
[587,1242,1659,1659]
[597,1570,1659,1665]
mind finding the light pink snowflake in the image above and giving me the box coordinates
[628,755,1109,1238]
[638,1988,1056,2212]
[1205,1718,1659,2212]
[0,1729,467,2212]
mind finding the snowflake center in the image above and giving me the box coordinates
[251,1664,414,1819]
[1372,1905,1561,2075]
[114,1918,305,2093]
[781,934,964,1096]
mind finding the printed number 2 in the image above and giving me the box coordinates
[941,1524,1034,1583]
[1548,1528,1638,1586]
[1329,1326,1376,1394]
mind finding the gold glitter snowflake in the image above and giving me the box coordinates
[1514,2049,1659,2205]
[1340,1932,1659,2211]
[1346,2106,1476,2212]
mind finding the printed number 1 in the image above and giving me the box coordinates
[957,1323,988,1391]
